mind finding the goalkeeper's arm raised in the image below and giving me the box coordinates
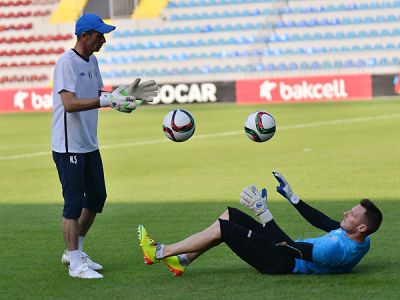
[272,171,340,232]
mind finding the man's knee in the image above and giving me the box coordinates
[219,209,230,221]
[209,219,222,241]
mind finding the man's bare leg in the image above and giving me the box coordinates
[62,217,79,251]
[163,209,230,258]
[79,208,96,236]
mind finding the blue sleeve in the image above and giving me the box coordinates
[312,238,344,266]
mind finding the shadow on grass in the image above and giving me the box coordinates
[0,199,399,299]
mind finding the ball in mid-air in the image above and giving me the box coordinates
[244,111,276,142]
[163,109,195,142]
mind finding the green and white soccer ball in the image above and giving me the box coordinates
[163,109,195,142]
[244,111,276,142]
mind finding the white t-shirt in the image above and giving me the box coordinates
[51,49,103,153]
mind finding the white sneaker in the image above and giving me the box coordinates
[61,250,103,271]
[82,252,103,271]
[68,263,103,279]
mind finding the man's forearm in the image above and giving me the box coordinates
[63,98,100,112]
[294,200,340,232]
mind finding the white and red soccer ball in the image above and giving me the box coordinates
[244,111,276,143]
[163,109,195,142]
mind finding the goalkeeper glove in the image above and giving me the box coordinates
[125,78,159,102]
[272,171,300,204]
[99,86,137,113]
[240,185,273,224]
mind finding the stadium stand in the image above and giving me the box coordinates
[1,0,400,88]
[0,0,73,88]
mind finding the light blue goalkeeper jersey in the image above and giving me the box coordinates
[293,228,370,274]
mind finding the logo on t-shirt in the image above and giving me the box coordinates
[79,72,85,77]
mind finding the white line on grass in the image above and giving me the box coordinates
[1,113,400,161]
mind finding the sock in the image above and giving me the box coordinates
[259,209,273,224]
[177,254,190,267]
[155,243,165,259]
[78,236,85,252]
[68,250,83,270]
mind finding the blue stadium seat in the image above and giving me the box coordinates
[277,63,287,71]
[347,31,356,38]
[334,60,343,68]
[358,30,367,37]
[299,62,309,69]
[335,32,345,39]
[386,43,396,50]
[222,65,234,73]
[391,57,400,65]
[379,58,389,66]
[344,60,354,68]
[256,63,265,71]
[321,61,332,69]
[363,44,373,51]
[310,61,320,69]
[288,62,298,70]
[266,63,276,71]
[339,46,350,52]
[341,17,351,24]
[363,16,374,23]
[369,29,379,37]
[356,59,366,67]
[367,58,377,67]
[210,65,221,73]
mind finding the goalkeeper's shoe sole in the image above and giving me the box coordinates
[137,224,157,265]
[163,256,186,277]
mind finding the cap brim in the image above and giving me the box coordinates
[95,23,116,34]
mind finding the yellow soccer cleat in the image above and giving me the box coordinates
[137,224,157,265]
[163,255,186,277]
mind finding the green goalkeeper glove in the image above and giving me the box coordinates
[240,185,273,224]
[99,86,137,113]
[125,78,159,102]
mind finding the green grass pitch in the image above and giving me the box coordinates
[0,99,400,299]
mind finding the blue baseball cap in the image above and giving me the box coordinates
[75,13,116,36]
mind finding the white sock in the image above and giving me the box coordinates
[155,243,165,259]
[177,254,190,267]
[68,250,83,270]
[78,236,85,252]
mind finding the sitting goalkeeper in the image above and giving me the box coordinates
[138,172,383,276]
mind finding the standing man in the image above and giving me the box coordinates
[52,13,158,279]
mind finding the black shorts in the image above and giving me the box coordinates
[53,150,107,219]
[219,207,295,274]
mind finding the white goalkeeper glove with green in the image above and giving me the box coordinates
[272,171,300,204]
[240,185,273,224]
[99,86,137,113]
[125,78,159,105]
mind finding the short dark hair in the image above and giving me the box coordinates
[360,199,382,235]
[77,29,97,41]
